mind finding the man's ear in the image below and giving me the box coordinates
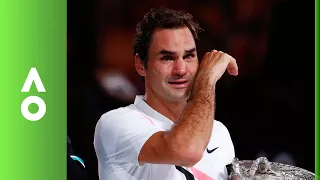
[135,53,146,77]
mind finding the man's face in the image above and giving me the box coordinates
[144,27,199,102]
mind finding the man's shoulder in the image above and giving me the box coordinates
[96,104,149,129]
[95,104,143,136]
[100,104,138,120]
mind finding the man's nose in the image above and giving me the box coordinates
[172,58,187,76]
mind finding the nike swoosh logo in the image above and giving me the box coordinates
[206,147,219,154]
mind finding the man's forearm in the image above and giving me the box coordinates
[166,78,216,157]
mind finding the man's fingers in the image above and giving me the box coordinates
[201,49,238,78]
[209,49,218,60]
[227,58,238,76]
[211,49,218,53]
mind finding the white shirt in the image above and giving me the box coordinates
[94,95,235,180]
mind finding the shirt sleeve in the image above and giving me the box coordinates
[94,108,163,166]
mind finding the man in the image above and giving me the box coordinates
[94,7,238,180]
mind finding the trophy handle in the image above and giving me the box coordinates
[248,157,271,177]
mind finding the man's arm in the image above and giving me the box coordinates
[139,50,238,167]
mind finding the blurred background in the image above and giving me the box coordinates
[67,0,314,179]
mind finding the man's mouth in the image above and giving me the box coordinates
[168,81,188,84]
[168,80,189,88]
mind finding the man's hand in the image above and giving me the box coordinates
[196,50,238,86]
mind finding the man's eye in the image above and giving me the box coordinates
[161,56,174,61]
[184,54,195,59]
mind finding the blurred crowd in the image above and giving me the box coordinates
[67,0,314,179]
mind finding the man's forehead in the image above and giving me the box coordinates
[149,28,196,53]
[152,27,194,41]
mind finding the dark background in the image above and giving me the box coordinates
[67,0,315,179]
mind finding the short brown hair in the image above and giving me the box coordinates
[133,7,203,68]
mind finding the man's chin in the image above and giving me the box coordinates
[167,92,191,102]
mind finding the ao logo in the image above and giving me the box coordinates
[21,68,46,121]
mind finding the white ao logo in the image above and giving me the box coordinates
[21,68,46,121]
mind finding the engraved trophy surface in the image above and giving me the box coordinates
[228,157,315,180]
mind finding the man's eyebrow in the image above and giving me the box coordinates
[159,49,176,55]
[185,48,196,54]
[158,48,196,55]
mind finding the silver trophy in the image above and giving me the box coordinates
[228,157,315,180]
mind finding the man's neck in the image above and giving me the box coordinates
[144,93,187,123]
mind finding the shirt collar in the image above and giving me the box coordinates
[133,95,174,127]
